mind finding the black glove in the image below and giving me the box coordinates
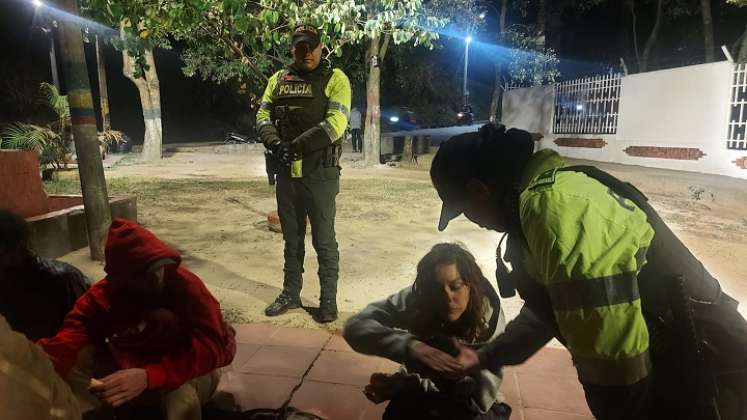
[269,140,292,166]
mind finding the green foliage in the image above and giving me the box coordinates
[0,83,74,169]
[98,130,126,147]
[0,122,67,168]
[85,0,448,89]
[81,0,172,80]
[727,0,747,6]
[37,82,71,132]
[502,26,560,86]
[0,123,55,154]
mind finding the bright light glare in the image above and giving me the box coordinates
[465,36,473,44]
[575,104,584,111]
[479,12,486,19]
[389,116,400,123]
[32,0,43,8]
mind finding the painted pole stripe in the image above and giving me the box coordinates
[67,91,95,109]
[71,115,98,126]
[71,107,97,126]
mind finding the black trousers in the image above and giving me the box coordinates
[351,128,362,152]
[383,392,511,420]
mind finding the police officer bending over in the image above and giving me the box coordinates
[430,124,747,420]
[256,24,351,323]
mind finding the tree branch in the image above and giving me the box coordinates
[224,39,269,81]
[379,33,391,62]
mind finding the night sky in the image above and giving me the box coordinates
[1,0,746,144]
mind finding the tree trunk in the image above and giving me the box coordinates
[739,23,747,63]
[537,0,546,50]
[626,0,642,72]
[57,0,112,260]
[95,36,111,131]
[489,62,504,122]
[701,0,715,62]
[546,1,564,51]
[499,0,507,36]
[402,135,414,165]
[363,33,389,167]
[489,1,508,122]
[640,0,664,72]
[120,23,163,161]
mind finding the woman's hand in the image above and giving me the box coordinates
[411,341,463,375]
[453,339,481,376]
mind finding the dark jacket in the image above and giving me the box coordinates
[0,256,89,341]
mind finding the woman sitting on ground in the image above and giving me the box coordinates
[343,242,512,420]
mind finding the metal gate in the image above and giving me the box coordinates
[727,63,747,150]
[553,74,623,135]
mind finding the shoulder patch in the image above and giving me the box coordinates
[527,168,557,190]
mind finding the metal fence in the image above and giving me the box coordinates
[553,74,623,135]
[727,63,747,150]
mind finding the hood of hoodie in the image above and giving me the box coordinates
[104,219,181,279]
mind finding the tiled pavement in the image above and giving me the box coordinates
[214,323,593,420]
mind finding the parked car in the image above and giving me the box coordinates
[456,105,474,126]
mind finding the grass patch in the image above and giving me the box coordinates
[44,178,273,201]
[110,153,140,168]
[43,177,438,216]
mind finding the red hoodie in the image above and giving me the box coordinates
[38,219,236,390]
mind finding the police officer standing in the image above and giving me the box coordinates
[256,25,351,323]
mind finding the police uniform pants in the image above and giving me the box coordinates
[276,167,340,301]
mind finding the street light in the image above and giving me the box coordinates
[32,0,43,8]
[463,36,473,107]
[479,12,486,20]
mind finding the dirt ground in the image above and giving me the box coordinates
[57,143,747,334]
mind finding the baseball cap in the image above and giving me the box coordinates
[292,24,321,49]
[430,123,534,231]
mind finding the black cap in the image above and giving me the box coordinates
[430,124,535,231]
[292,24,321,49]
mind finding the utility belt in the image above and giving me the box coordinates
[322,141,342,168]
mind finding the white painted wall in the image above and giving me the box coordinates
[501,61,747,180]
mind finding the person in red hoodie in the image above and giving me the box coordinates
[38,219,236,419]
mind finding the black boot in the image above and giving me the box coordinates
[314,299,338,323]
[265,293,301,317]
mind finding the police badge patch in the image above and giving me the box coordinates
[276,82,314,99]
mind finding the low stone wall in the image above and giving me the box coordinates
[26,195,138,259]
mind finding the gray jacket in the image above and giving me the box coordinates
[343,281,506,413]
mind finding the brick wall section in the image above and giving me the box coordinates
[0,151,50,217]
[623,146,706,160]
[734,156,747,169]
[554,138,608,148]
